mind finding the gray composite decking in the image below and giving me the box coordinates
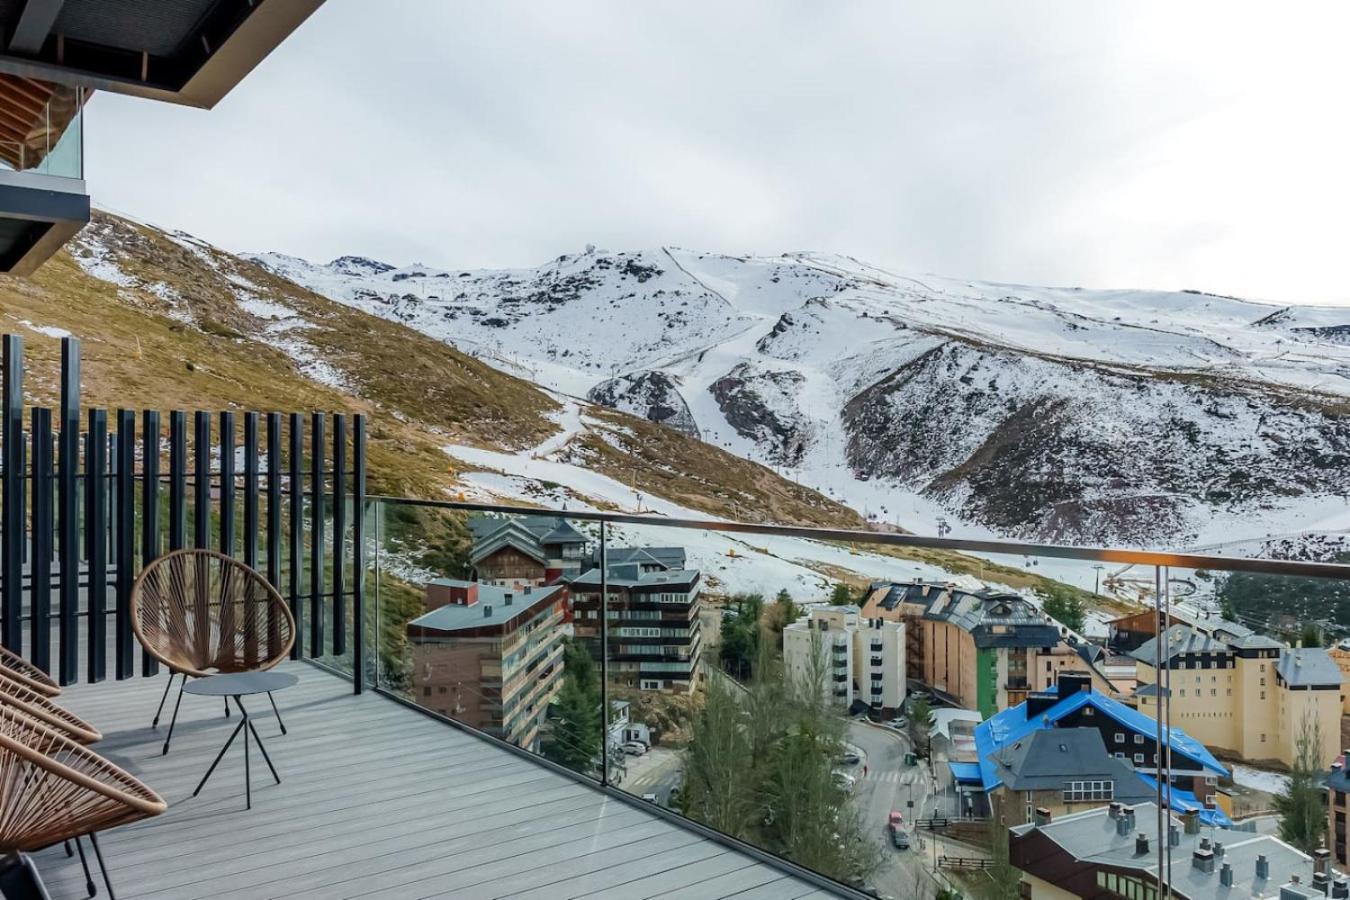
[29,661,842,900]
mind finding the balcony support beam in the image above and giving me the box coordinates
[9,0,65,55]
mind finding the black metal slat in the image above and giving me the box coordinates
[352,415,366,694]
[141,410,161,677]
[85,410,107,683]
[193,412,209,550]
[168,412,186,552]
[332,414,346,657]
[29,408,52,673]
[219,411,235,557]
[241,412,258,661]
[114,410,135,679]
[243,413,259,570]
[57,338,79,685]
[288,413,303,660]
[2,334,23,651]
[265,413,282,656]
[309,412,324,657]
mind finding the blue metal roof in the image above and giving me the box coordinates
[948,761,983,784]
[973,687,1227,793]
[1135,773,1232,828]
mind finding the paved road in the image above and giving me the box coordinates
[844,721,957,899]
[621,746,684,806]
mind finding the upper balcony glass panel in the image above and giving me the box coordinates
[0,83,84,181]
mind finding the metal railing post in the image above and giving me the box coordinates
[599,521,609,787]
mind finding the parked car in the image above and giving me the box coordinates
[836,752,862,766]
[887,810,904,831]
[890,828,910,850]
[621,741,647,756]
[832,771,857,790]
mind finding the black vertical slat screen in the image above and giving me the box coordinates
[169,412,186,552]
[57,338,80,686]
[287,413,303,660]
[332,414,346,657]
[115,411,135,679]
[219,411,235,557]
[0,334,365,688]
[30,408,52,672]
[1,335,23,652]
[85,410,107,683]
[309,412,325,657]
[141,410,161,677]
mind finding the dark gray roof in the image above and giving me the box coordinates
[1131,625,1229,667]
[409,581,565,633]
[1134,683,1170,698]
[901,582,1059,649]
[988,729,1153,801]
[1011,802,1316,895]
[568,567,699,590]
[1277,648,1343,687]
[607,547,687,570]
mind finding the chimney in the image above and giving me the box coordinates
[483,604,493,618]
[1123,805,1135,831]
[1135,832,1149,856]
[1169,823,1180,847]
[1220,862,1233,887]
[1192,843,1215,874]
[1332,876,1350,899]
[1183,809,1201,835]
[524,585,532,595]
[1033,807,1051,827]
[1316,871,1332,893]
[1316,848,1332,877]
[1116,812,1132,836]
[1107,802,1122,819]
[504,592,513,606]
[1214,841,1224,860]
[1257,854,1270,879]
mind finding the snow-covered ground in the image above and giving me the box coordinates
[1230,763,1289,796]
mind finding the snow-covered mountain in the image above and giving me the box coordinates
[247,247,1350,548]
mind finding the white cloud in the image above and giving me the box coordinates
[85,0,1350,305]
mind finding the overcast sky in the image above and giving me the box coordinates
[86,2,1350,305]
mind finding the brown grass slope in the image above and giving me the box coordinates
[0,212,860,525]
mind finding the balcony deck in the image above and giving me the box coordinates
[29,662,839,899]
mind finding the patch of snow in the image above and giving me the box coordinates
[17,320,72,339]
[1230,764,1289,795]
[237,295,298,321]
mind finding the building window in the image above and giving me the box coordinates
[1114,732,1125,743]
[1134,753,1145,764]
[1260,733,1266,743]
[1064,780,1113,802]
[1134,734,1144,745]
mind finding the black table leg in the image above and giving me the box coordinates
[267,691,287,735]
[86,834,114,900]
[71,836,94,897]
[236,697,281,786]
[192,716,246,799]
[161,677,186,756]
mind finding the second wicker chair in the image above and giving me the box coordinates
[130,548,296,754]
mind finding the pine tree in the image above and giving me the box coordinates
[1275,712,1328,853]
[1042,587,1086,633]
[540,639,602,774]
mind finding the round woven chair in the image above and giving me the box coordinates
[0,704,165,897]
[130,548,296,753]
[0,671,100,743]
[0,645,60,697]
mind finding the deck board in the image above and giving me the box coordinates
[28,662,841,899]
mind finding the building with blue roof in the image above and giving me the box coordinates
[955,673,1230,828]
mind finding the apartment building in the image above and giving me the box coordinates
[863,580,1105,717]
[1008,802,1329,899]
[1329,752,1350,871]
[1132,623,1342,769]
[467,515,590,586]
[782,605,905,715]
[407,579,568,751]
[569,562,702,692]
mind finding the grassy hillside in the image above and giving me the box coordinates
[0,212,861,524]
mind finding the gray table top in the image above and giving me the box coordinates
[183,671,299,697]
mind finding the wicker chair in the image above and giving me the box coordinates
[130,548,296,754]
[0,672,100,743]
[0,704,165,899]
[0,645,60,697]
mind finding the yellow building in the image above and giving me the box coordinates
[1133,623,1341,769]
